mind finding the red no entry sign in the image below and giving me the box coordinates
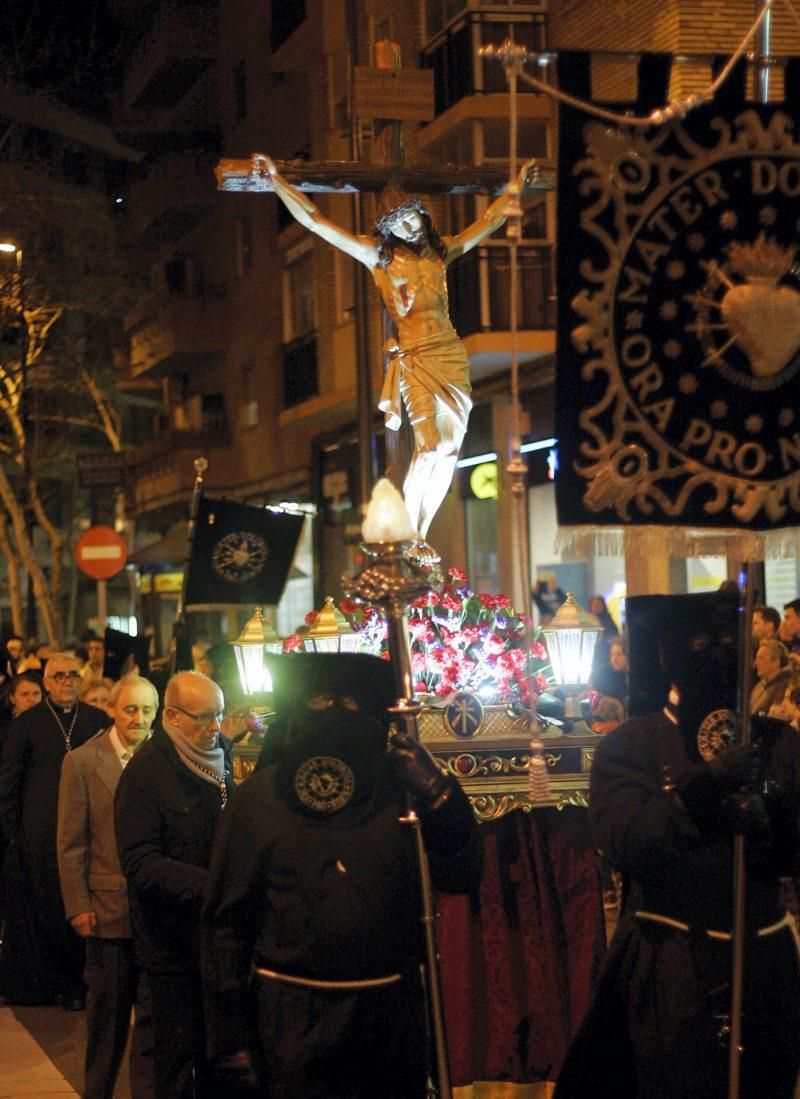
[75,526,128,580]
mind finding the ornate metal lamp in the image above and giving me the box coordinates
[540,592,602,732]
[232,605,278,697]
[304,596,361,653]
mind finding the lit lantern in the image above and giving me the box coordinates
[541,592,602,690]
[232,606,277,695]
[304,596,361,653]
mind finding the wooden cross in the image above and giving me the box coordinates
[216,39,553,198]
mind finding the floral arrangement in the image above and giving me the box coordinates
[334,567,553,705]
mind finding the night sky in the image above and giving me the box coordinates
[0,0,127,119]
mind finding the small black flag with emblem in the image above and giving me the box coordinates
[184,496,304,607]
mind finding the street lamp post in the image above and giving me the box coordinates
[0,241,35,640]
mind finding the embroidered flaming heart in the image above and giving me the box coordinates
[720,234,800,378]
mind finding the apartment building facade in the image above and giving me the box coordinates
[114,0,800,649]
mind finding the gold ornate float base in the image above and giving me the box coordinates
[234,693,602,822]
[417,697,600,820]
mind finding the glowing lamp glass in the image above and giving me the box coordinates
[232,606,275,694]
[541,592,602,689]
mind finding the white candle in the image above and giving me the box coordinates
[362,478,417,543]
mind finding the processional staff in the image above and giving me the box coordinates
[343,478,451,1099]
[169,456,208,674]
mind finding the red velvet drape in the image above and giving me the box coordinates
[438,806,606,1088]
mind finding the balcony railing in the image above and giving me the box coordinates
[126,291,228,378]
[423,9,547,114]
[283,332,318,408]
[124,152,218,245]
[127,425,233,513]
[448,242,554,337]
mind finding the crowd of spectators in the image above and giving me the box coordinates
[0,631,250,1098]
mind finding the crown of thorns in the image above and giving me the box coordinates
[375,193,430,236]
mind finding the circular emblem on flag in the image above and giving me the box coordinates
[444,692,485,739]
[696,708,737,761]
[211,531,268,583]
[294,755,355,813]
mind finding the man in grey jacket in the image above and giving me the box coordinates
[58,674,158,1099]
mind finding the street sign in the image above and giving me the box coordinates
[77,452,126,488]
[75,526,128,580]
[353,67,434,121]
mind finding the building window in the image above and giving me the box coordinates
[283,247,315,342]
[240,361,259,427]
[233,59,248,123]
[236,215,253,276]
[282,244,318,407]
[329,42,351,132]
[271,0,305,52]
[201,393,226,432]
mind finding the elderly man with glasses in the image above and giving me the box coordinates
[0,652,109,1008]
[115,670,235,1099]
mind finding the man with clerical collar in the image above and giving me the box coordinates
[0,652,109,1008]
[58,674,158,1099]
[115,670,234,1099]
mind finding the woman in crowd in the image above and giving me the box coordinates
[0,672,43,736]
[79,678,111,711]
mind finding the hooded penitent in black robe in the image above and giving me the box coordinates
[555,591,800,1099]
[0,699,108,1002]
[201,652,482,1099]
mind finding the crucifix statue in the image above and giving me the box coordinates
[216,42,553,551]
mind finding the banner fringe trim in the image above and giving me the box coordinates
[554,526,800,562]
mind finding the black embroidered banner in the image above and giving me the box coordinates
[555,52,800,555]
[184,496,304,607]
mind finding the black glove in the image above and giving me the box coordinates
[677,745,761,826]
[388,730,452,810]
[707,743,760,791]
[722,790,770,836]
[211,1049,262,1096]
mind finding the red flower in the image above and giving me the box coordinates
[438,592,462,613]
[339,598,360,616]
[282,634,303,652]
[410,594,434,609]
[478,593,512,611]
[304,610,318,626]
[447,566,468,584]
[530,640,548,661]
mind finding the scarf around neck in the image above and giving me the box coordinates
[164,723,226,789]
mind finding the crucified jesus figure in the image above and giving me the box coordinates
[262,156,535,544]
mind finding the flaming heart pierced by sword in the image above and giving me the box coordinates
[720,234,800,378]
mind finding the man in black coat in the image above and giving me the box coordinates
[201,652,483,1098]
[0,652,108,1007]
[555,591,800,1099]
[115,670,234,1099]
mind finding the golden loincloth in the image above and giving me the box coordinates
[379,330,472,433]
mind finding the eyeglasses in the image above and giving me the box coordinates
[49,671,82,684]
[171,705,224,729]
